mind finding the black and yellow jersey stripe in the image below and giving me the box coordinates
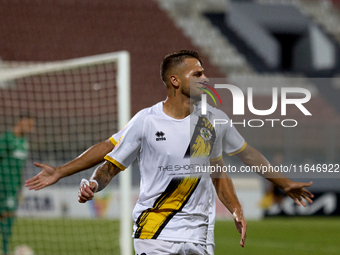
[134,176,201,239]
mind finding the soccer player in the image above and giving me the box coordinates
[76,51,312,254]
[77,51,246,254]
[26,51,313,254]
[0,114,35,255]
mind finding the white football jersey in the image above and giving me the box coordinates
[107,101,244,244]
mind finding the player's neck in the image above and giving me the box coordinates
[163,95,194,119]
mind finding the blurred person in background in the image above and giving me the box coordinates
[0,114,35,255]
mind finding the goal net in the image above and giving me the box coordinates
[0,52,132,255]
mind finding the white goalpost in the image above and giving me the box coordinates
[0,51,132,255]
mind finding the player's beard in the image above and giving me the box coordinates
[181,86,201,102]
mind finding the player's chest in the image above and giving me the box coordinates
[142,117,217,158]
[143,121,191,156]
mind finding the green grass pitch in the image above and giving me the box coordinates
[6,217,340,255]
[10,219,121,255]
[214,217,340,255]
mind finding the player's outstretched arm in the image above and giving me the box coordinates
[236,144,314,207]
[25,139,115,191]
[211,158,247,248]
[78,160,121,203]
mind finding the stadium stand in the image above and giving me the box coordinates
[0,0,223,116]
[156,0,254,75]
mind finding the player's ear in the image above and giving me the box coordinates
[170,75,180,89]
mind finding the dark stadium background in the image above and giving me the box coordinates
[1,0,340,254]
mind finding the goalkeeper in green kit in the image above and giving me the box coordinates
[0,115,35,255]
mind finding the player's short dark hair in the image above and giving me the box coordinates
[160,50,202,83]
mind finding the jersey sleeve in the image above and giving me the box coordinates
[210,133,223,162]
[108,127,125,146]
[210,108,246,157]
[104,110,146,170]
[223,118,246,156]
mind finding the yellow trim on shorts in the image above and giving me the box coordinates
[104,155,126,171]
[210,154,222,162]
[109,137,117,146]
[228,142,247,156]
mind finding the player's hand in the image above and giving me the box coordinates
[78,179,97,203]
[25,162,61,190]
[283,181,314,207]
[232,210,247,248]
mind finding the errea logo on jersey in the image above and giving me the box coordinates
[155,131,166,141]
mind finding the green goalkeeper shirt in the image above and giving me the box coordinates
[0,131,29,196]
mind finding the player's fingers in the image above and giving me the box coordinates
[82,184,94,197]
[240,238,244,248]
[289,192,304,206]
[35,183,48,191]
[28,182,43,190]
[240,220,246,248]
[78,193,88,203]
[287,193,298,204]
[301,181,313,188]
[78,195,87,203]
[78,190,87,202]
[78,197,91,203]
[25,175,39,185]
[293,193,305,206]
[298,196,307,207]
[80,185,94,200]
[32,183,45,191]
[301,192,313,203]
[29,184,41,190]
[301,193,313,204]
[78,191,93,203]
[294,199,301,206]
[84,185,94,197]
[25,179,42,188]
[290,194,301,206]
[26,175,39,183]
[27,184,36,190]
[79,190,92,200]
[34,162,44,168]
[302,188,314,198]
